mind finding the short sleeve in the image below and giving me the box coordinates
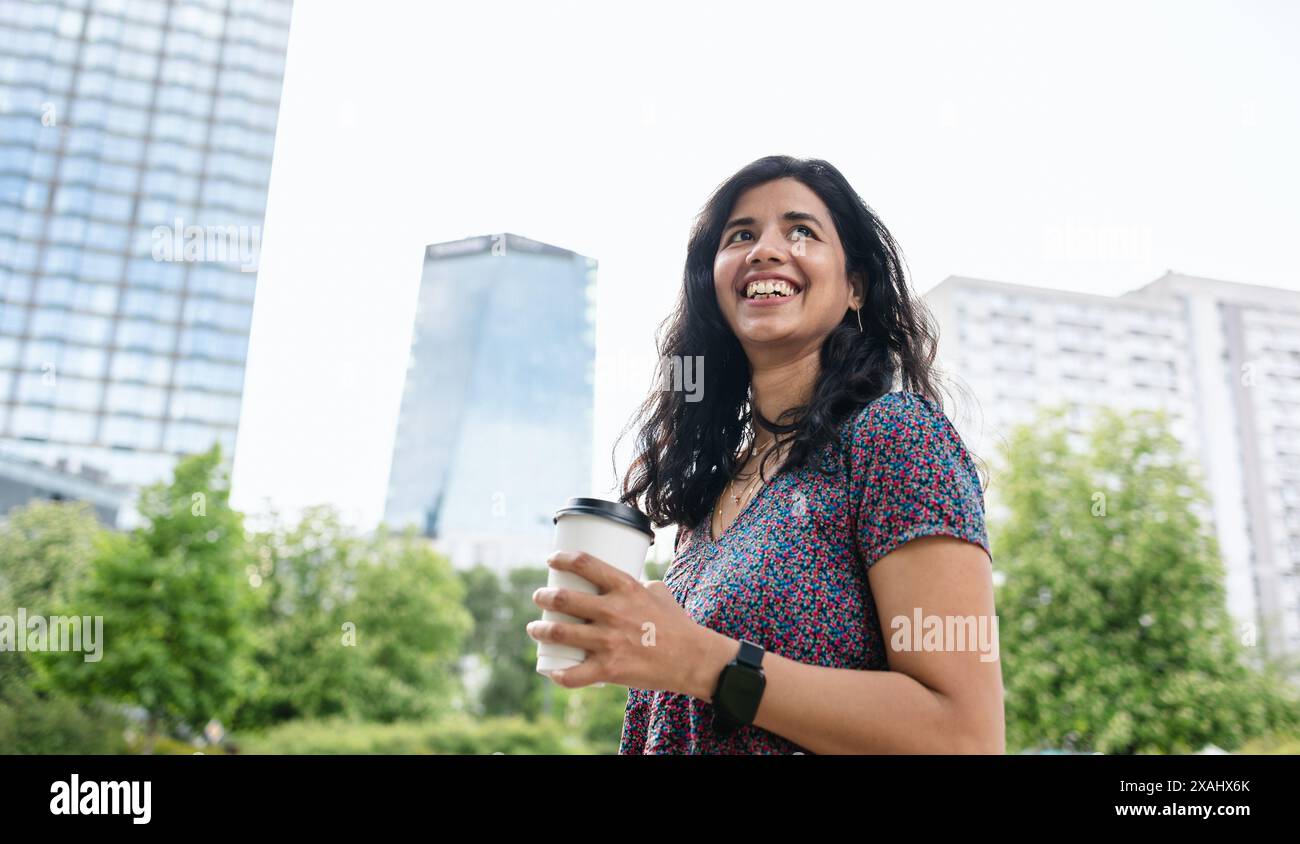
[617,687,650,754]
[848,391,992,569]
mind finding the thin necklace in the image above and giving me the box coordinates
[714,435,778,538]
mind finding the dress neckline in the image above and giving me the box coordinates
[706,464,788,544]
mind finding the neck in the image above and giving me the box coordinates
[748,347,820,450]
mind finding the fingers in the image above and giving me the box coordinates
[532,585,605,622]
[525,618,608,653]
[545,659,605,689]
[547,550,637,594]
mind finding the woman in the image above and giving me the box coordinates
[526,155,1003,754]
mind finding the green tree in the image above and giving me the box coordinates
[350,522,473,721]
[231,506,471,728]
[474,566,553,720]
[0,498,100,610]
[992,404,1300,753]
[461,564,505,657]
[231,505,362,726]
[40,445,257,751]
[0,500,128,753]
[563,681,635,755]
[0,500,102,690]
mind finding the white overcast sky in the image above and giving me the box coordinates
[227,0,1300,530]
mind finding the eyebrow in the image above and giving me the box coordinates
[722,211,826,235]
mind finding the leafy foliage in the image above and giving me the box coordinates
[231,506,472,727]
[0,500,128,754]
[992,404,1300,753]
[234,715,592,755]
[37,445,257,745]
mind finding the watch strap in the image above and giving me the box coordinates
[711,639,766,738]
[735,639,764,671]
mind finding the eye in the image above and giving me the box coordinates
[726,225,818,244]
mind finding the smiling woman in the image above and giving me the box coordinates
[527,155,1002,754]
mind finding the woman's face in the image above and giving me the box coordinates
[713,178,861,359]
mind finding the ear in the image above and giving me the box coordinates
[849,271,866,309]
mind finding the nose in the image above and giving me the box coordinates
[746,231,788,265]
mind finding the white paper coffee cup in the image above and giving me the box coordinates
[536,497,655,677]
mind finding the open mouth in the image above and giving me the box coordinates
[741,278,802,302]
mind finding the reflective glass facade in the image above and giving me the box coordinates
[384,234,596,568]
[0,0,291,488]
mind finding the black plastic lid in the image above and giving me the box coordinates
[553,497,655,544]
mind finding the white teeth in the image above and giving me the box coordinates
[744,279,798,298]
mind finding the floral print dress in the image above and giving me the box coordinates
[617,390,993,754]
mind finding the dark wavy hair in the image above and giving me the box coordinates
[613,155,968,532]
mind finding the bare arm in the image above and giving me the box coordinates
[685,535,1005,754]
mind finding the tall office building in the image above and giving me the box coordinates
[925,271,1300,661]
[0,0,292,509]
[384,233,597,574]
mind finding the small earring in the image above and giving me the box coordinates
[855,306,863,333]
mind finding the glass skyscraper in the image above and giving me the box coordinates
[0,0,291,495]
[384,233,597,573]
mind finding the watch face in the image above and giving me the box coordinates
[720,666,766,721]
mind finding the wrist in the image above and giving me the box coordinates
[686,627,738,703]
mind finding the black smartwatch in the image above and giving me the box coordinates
[711,639,766,738]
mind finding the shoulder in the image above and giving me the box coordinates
[845,391,992,566]
[842,390,980,485]
[845,390,954,453]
